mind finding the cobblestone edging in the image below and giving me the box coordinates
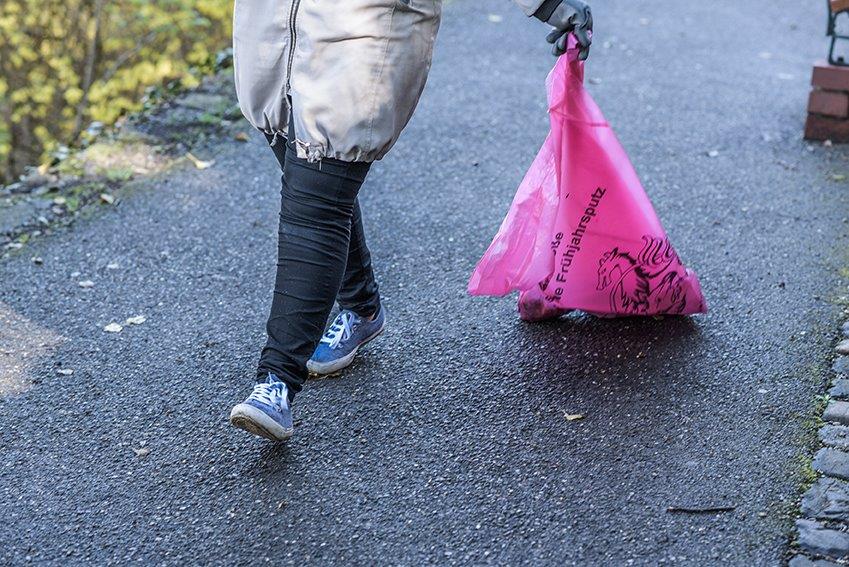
[790,327,849,566]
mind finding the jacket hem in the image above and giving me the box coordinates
[260,126,383,163]
[293,138,384,163]
[284,133,384,163]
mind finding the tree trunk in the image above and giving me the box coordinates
[7,115,41,182]
[72,0,105,140]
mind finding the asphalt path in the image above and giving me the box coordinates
[2,0,849,564]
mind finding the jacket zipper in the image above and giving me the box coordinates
[285,0,301,94]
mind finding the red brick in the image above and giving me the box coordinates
[812,63,849,91]
[805,113,849,141]
[832,0,849,13]
[809,89,849,117]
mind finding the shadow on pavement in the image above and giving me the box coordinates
[513,312,704,396]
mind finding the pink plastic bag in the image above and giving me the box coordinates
[468,40,706,319]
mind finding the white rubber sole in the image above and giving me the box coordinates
[229,403,293,442]
[306,319,386,376]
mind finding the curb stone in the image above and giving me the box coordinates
[824,403,849,427]
[813,448,849,480]
[789,555,843,567]
[790,555,843,567]
[820,424,849,450]
[791,323,849,564]
[797,519,849,559]
[801,477,849,520]
[830,379,849,398]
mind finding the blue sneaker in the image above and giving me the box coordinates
[229,375,293,441]
[307,305,386,375]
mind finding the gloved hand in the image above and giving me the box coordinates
[535,0,593,60]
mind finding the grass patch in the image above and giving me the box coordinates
[105,167,134,182]
[797,454,819,492]
[791,392,827,496]
[65,196,80,213]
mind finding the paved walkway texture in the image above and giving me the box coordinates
[2,0,849,564]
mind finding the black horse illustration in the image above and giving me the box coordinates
[596,236,690,315]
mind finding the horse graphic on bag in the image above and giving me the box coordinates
[596,236,693,315]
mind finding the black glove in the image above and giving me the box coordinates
[533,0,593,60]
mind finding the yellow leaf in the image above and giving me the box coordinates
[186,152,215,170]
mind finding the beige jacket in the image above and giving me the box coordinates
[233,0,546,162]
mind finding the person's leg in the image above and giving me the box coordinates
[234,131,373,441]
[304,194,385,376]
[336,198,380,319]
[267,139,380,322]
[257,137,371,399]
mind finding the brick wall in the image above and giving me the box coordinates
[805,62,849,142]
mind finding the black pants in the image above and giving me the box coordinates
[257,131,381,400]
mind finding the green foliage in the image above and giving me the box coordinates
[797,454,818,492]
[0,0,233,183]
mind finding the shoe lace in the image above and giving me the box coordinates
[320,311,357,349]
[248,378,286,408]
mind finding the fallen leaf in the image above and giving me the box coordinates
[186,152,215,170]
[57,368,74,376]
[125,315,146,325]
[104,323,123,333]
[564,412,585,421]
[234,132,250,142]
[99,193,115,205]
[78,280,94,288]
[133,447,151,457]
